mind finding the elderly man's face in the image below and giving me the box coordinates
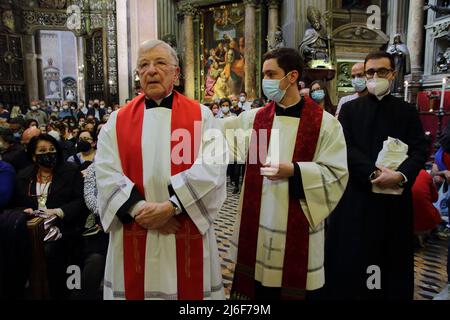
[137,44,180,100]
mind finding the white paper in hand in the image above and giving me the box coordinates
[373,137,408,195]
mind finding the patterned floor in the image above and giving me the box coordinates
[414,236,448,300]
[214,178,239,299]
[214,177,449,300]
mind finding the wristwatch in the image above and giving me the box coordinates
[170,200,182,216]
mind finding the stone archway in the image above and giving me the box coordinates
[0,0,118,108]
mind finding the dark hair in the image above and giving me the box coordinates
[210,102,220,110]
[310,80,335,114]
[78,129,97,142]
[219,98,232,107]
[240,91,247,96]
[0,127,15,144]
[25,119,39,129]
[364,51,396,70]
[263,48,305,79]
[27,134,63,166]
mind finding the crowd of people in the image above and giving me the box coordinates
[0,40,448,301]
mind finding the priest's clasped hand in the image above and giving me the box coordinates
[371,166,404,189]
[261,162,294,181]
[135,201,176,230]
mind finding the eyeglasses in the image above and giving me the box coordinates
[365,68,393,79]
[137,60,177,72]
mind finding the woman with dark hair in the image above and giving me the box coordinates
[11,133,88,299]
[24,119,38,129]
[309,80,335,114]
[67,129,97,171]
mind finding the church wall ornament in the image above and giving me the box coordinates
[197,1,259,101]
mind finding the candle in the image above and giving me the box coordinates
[404,81,409,102]
[441,77,447,112]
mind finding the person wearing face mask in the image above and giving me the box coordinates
[309,80,335,114]
[219,98,236,119]
[87,100,106,121]
[10,133,88,300]
[221,48,348,300]
[209,102,221,118]
[95,39,227,300]
[230,95,243,116]
[335,62,369,118]
[325,52,428,300]
[58,101,73,119]
[238,91,252,112]
[25,100,48,126]
[77,100,88,118]
[68,130,96,170]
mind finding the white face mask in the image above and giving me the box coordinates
[221,106,230,114]
[239,96,246,103]
[262,72,291,103]
[367,78,391,100]
[30,106,37,111]
[62,105,69,110]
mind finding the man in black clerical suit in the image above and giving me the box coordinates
[325,51,428,300]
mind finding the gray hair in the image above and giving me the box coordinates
[137,39,179,67]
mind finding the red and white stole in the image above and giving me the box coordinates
[231,97,324,300]
[116,91,203,300]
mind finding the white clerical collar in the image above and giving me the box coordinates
[146,92,173,106]
[277,99,301,109]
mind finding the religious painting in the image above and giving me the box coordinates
[337,61,358,93]
[199,2,246,102]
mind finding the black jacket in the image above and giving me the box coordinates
[86,107,106,121]
[11,162,88,238]
[0,209,31,299]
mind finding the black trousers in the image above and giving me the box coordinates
[254,281,324,300]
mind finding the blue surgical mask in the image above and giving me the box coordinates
[311,90,325,103]
[352,77,367,93]
[262,72,291,103]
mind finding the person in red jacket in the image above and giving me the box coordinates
[412,170,442,246]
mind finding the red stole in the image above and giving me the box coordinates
[231,98,324,300]
[116,91,203,300]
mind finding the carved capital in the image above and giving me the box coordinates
[266,0,281,10]
[177,2,197,17]
[243,0,258,8]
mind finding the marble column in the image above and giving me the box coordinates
[34,34,45,100]
[23,34,39,103]
[387,0,409,43]
[267,0,280,49]
[407,0,425,75]
[178,3,197,99]
[244,0,257,100]
[76,37,86,104]
[157,0,179,41]
[116,0,129,104]
[405,0,425,104]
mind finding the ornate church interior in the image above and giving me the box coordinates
[1,0,450,303]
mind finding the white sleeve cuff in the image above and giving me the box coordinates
[169,195,181,208]
[129,200,146,218]
[398,171,408,185]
